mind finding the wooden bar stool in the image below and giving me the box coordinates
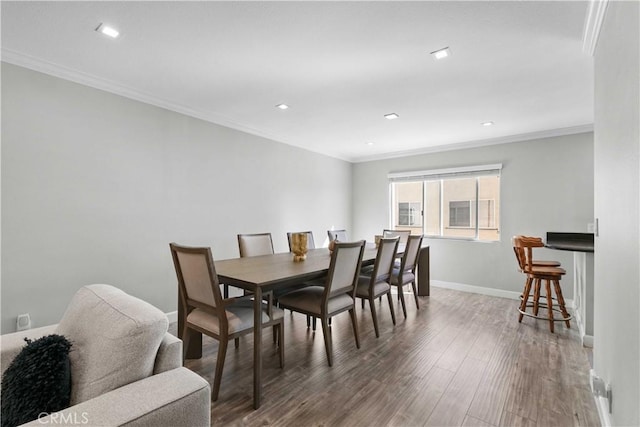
[512,236,571,333]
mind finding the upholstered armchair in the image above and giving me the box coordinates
[1,284,210,426]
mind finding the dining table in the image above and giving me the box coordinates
[178,241,429,409]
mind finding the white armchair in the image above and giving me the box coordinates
[1,285,211,426]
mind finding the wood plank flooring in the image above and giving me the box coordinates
[175,287,600,427]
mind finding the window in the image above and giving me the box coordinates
[398,202,421,226]
[449,201,471,227]
[389,164,501,241]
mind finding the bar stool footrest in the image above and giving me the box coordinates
[517,306,572,321]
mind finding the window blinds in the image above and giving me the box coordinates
[387,163,502,182]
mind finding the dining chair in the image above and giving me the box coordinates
[390,234,423,318]
[383,229,411,244]
[327,229,348,242]
[512,236,571,333]
[356,237,399,337]
[169,243,285,401]
[237,232,295,331]
[277,240,366,366]
[286,231,316,251]
[222,233,276,299]
[237,233,275,257]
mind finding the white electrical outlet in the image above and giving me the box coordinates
[16,313,31,331]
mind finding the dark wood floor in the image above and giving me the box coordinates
[174,287,600,427]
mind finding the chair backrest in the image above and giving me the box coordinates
[383,229,411,244]
[287,231,316,251]
[369,237,400,285]
[399,235,423,272]
[238,233,274,257]
[327,229,348,242]
[323,240,366,300]
[512,235,526,272]
[512,235,545,273]
[170,243,224,312]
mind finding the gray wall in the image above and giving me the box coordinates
[352,133,594,297]
[593,1,640,425]
[1,63,352,333]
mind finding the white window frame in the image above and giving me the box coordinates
[388,164,501,242]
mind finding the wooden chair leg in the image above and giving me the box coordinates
[320,317,332,367]
[223,284,229,299]
[398,285,408,319]
[386,292,396,325]
[368,297,380,338]
[361,299,365,309]
[306,315,311,328]
[553,279,571,328]
[312,317,317,331]
[277,322,285,368]
[545,279,555,333]
[533,278,542,316]
[519,277,533,322]
[234,337,240,349]
[349,308,360,349]
[411,281,420,309]
[212,338,228,401]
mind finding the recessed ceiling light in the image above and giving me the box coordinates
[366,142,374,146]
[481,121,495,127]
[276,103,289,110]
[95,23,120,39]
[384,113,399,120]
[430,47,451,60]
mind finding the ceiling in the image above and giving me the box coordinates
[1,1,594,162]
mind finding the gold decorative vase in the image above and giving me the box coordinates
[291,233,308,262]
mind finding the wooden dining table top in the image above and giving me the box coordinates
[214,244,383,291]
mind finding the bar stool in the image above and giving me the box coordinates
[512,236,571,333]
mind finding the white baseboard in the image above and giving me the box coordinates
[582,334,594,347]
[594,395,612,427]
[573,306,594,348]
[431,279,575,307]
[166,310,178,324]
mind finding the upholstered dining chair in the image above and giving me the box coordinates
[169,243,285,401]
[327,229,348,242]
[356,237,399,337]
[277,240,366,366]
[286,231,316,251]
[217,233,276,298]
[238,233,275,258]
[383,229,411,244]
[390,234,423,318]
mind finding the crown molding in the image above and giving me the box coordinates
[1,48,593,165]
[351,124,594,163]
[582,0,609,56]
[0,48,288,145]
